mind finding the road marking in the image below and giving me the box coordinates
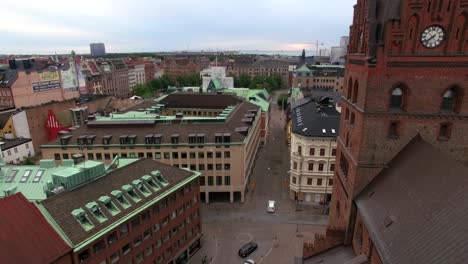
[236,232,253,243]
[257,238,276,264]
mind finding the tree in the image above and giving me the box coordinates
[277,93,289,110]
[134,84,153,98]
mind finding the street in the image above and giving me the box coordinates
[189,90,328,264]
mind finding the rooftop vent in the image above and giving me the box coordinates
[322,129,326,134]
[39,159,56,169]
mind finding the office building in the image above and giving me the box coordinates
[90,43,106,57]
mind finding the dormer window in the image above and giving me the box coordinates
[151,170,169,186]
[60,135,72,146]
[102,135,112,145]
[142,175,160,191]
[99,195,120,216]
[133,179,151,197]
[223,133,231,143]
[86,202,107,223]
[122,184,140,202]
[188,134,197,144]
[197,133,205,144]
[72,208,94,231]
[154,134,162,145]
[85,135,96,145]
[145,134,154,144]
[171,134,179,144]
[215,133,223,144]
[128,135,137,144]
[111,190,130,209]
[77,135,87,145]
[119,135,128,145]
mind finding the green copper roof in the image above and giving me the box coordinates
[222,88,270,112]
[296,64,311,73]
[0,158,139,201]
[290,87,304,100]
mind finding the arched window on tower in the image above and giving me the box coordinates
[390,87,403,109]
[352,80,359,103]
[347,77,353,99]
[441,88,456,111]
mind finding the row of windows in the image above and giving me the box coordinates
[78,194,199,263]
[55,151,231,161]
[296,146,337,157]
[291,176,333,187]
[293,162,335,172]
[199,175,231,186]
[346,78,462,113]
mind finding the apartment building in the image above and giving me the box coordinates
[291,64,345,93]
[41,93,262,203]
[227,58,290,88]
[289,97,339,204]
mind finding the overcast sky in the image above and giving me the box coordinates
[1,0,355,55]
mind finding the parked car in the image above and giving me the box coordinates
[243,259,255,264]
[238,242,258,258]
[267,200,276,213]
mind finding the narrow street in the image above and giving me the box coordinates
[189,90,328,264]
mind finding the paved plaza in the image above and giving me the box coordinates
[189,91,329,264]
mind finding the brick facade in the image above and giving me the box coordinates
[305,0,468,260]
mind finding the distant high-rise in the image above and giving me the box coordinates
[89,43,106,57]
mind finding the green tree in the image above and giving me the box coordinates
[134,84,153,98]
[277,93,289,110]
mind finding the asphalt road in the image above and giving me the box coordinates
[189,90,328,264]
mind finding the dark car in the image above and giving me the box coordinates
[238,242,258,258]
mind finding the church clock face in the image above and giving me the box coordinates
[421,25,445,48]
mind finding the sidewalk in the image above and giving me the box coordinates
[188,232,217,264]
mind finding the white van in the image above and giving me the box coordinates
[267,200,276,213]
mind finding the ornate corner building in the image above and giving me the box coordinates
[305,0,468,259]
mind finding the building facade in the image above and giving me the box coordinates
[227,58,290,88]
[96,59,131,98]
[41,93,262,203]
[289,98,339,204]
[90,43,106,57]
[305,0,468,260]
[292,65,345,93]
[0,138,34,164]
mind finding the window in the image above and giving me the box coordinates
[297,145,302,155]
[133,235,142,246]
[93,240,105,254]
[308,163,314,171]
[225,176,231,186]
[78,249,90,263]
[216,152,222,158]
[104,153,111,160]
[307,178,312,185]
[224,151,230,158]
[317,178,323,186]
[107,232,117,245]
[110,252,120,264]
[388,121,399,139]
[141,210,150,221]
[292,177,297,184]
[62,153,69,159]
[199,164,205,170]
[318,163,324,171]
[190,152,196,159]
[207,152,213,158]
[350,113,355,125]
[438,123,452,140]
[172,152,179,159]
[441,88,457,111]
[216,176,222,185]
[122,243,131,255]
[198,152,205,159]
[215,163,222,170]
[331,148,336,156]
[224,163,231,170]
[390,87,403,109]
[309,148,315,156]
[163,152,170,159]
[136,253,144,263]
[293,162,298,170]
[131,217,141,228]
[208,176,214,186]
[330,164,335,171]
[207,164,213,170]
[120,223,129,236]
[352,81,358,103]
[320,148,325,156]
[54,153,60,160]
[329,179,333,186]
[155,152,161,159]
[340,154,349,178]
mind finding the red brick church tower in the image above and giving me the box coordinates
[323,0,468,247]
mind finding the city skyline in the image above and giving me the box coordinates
[1,0,354,54]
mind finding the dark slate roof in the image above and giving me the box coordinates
[44,101,259,146]
[305,246,367,264]
[0,110,13,129]
[0,138,32,151]
[303,89,342,104]
[0,193,71,264]
[41,159,195,245]
[159,93,242,109]
[355,136,468,264]
[291,98,340,138]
